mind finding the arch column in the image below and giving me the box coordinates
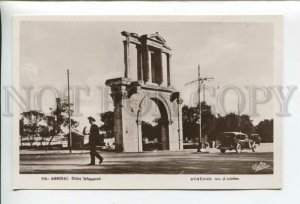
[159,118,170,151]
[136,119,143,152]
[167,53,171,86]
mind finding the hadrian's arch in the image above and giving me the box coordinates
[106,31,183,152]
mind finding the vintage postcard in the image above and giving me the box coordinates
[12,15,282,189]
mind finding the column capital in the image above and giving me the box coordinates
[177,98,183,104]
[170,92,182,103]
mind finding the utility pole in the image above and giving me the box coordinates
[202,83,206,102]
[238,100,241,132]
[197,65,202,152]
[185,64,214,152]
[67,69,72,154]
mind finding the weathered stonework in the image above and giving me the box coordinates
[105,31,183,152]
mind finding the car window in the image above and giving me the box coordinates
[236,134,246,140]
[221,133,235,138]
[222,133,234,136]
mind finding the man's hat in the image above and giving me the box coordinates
[87,116,96,122]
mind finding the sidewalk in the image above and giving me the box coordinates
[20,149,91,154]
[20,143,273,155]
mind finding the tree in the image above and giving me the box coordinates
[99,111,114,138]
[255,119,273,142]
[182,105,199,141]
[19,99,80,149]
[43,115,56,147]
[182,102,217,142]
[38,125,50,146]
[240,115,255,135]
[20,110,45,147]
[213,113,254,138]
[47,100,79,148]
[20,118,25,147]
[201,102,217,141]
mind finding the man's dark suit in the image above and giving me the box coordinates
[89,124,103,165]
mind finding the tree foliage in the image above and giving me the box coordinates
[182,102,217,142]
[141,121,160,142]
[214,114,254,136]
[46,100,79,147]
[20,110,45,146]
[19,99,79,148]
[255,119,273,142]
[99,111,114,138]
[50,101,79,133]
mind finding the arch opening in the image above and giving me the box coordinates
[140,97,169,151]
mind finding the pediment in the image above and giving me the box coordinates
[148,32,166,44]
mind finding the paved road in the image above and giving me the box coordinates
[20,145,273,174]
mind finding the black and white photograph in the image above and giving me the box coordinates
[11,15,282,189]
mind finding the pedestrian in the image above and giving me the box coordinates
[87,116,103,165]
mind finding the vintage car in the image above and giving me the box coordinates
[217,132,256,153]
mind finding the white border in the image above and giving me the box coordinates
[12,15,282,190]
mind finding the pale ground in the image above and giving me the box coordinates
[20,143,273,174]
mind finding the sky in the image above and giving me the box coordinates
[20,20,274,130]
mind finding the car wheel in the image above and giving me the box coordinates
[220,149,226,153]
[236,144,241,153]
[252,144,256,152]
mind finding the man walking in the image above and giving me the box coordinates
[87,116,103,165]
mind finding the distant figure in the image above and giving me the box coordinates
[87,116,103,165]
[143,137,149,144]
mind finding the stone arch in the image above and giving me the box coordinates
[105,31,183,152]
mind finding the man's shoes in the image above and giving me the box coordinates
[99,158,104,165]
[87,163,95,166]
